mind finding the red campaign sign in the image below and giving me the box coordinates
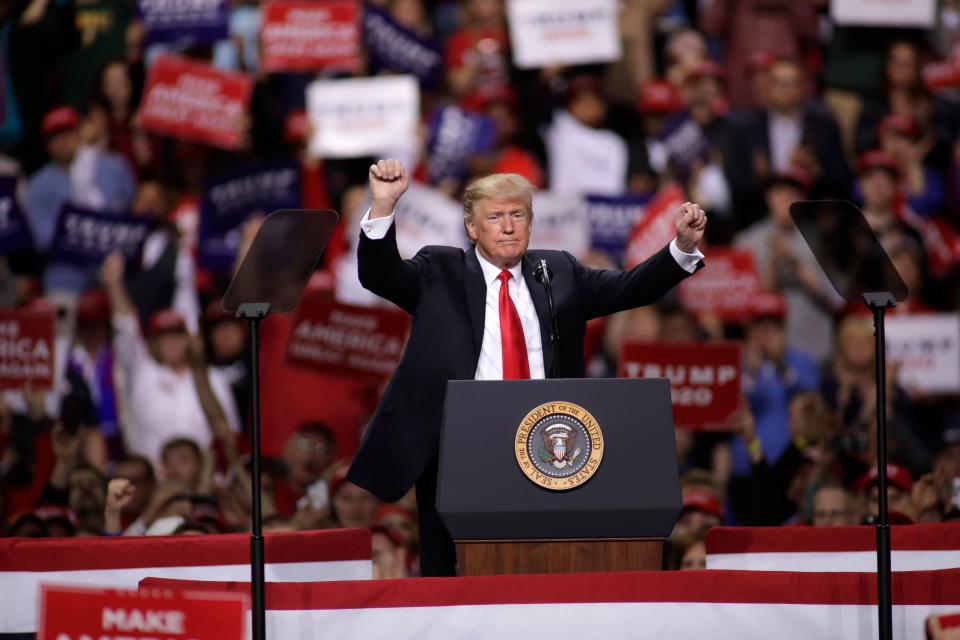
[619,340,742,430]
[923,46,960,90]
[0,309,55,390]
[677,248,760,321]
[624,182,685,268]
[261,0,360,73]
[139,55,253,150]
[286,295,410,380]
[39,584,247,640]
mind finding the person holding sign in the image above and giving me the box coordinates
[348,159,707,576]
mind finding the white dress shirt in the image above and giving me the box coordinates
[768,111,803,173]
[360,210,704,380]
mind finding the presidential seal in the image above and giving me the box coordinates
[515,401,604,490]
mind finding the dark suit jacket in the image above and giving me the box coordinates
[346,222,700,502]
[733,105,852,227]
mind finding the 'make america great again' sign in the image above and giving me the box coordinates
[286,295,409,380]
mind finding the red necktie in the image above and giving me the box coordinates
[498,270,530,380]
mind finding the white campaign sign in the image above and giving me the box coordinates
[545,110,628,197]
[507,0,621,69]
[307,75,419,158]
[528,191,589,257]
[885,313,960,393]
[830,0,934,27]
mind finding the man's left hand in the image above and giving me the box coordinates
[675,202,707,253]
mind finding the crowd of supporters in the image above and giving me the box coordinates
[1,0,959,578]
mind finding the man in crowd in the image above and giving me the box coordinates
[348,158,706,575]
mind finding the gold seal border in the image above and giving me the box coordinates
[515,401,604,491]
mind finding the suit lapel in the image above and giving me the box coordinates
[463,247,486,363]
[522,253,555,378]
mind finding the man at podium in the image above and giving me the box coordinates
[347,159,707,576]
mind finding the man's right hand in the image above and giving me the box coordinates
[369,159,409,219]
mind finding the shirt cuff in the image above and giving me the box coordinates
[359,208,395,240]
[669,238,704,273]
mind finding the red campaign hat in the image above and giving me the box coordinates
[854,463,914,494]
[747,50,776,73]
[749,292,787,321]
[637,80,684,115]
[76,288,110,324]
[858,149,901,177]
[681,487,725,520]
[766,164,813,194]
[879,114,919,140]
[147,309,187,336]
[685,60,726,84]
[41,105,81,138]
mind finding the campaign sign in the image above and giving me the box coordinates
[307,75,419,158]
[0,177,32,254]
[136,0,229,45]
[831,0,934,27]
[425,106,496,184]
[507,0,621,70]
[0,309,55,391]
[198,160,301,270]
[363,3,442,86]
[619,340,742,430]
[261,0,360,73]
[139,55,254,150]
[286,294,410,379]
[677,249,760,321]
[659,115,710,175]
[586,193,651,261]
[48,205,153,268]
[885,313,960,394]
[624,182,685,268]
[38,584,247,640]
[527,191,589,257]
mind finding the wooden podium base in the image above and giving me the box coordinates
[456,539,663,576]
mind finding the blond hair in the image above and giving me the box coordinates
[462,173,536,225]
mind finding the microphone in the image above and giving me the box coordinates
[533,258,559,378]
[534,259,553,286]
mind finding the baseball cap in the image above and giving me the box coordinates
[681,487,725,520]
[854,463,914,494]
[766,164,813,194]
[638,80,684,115]
[41,106,81,139]
[858,150,900,178]
[749,292,787,322]
[147,309,187,336]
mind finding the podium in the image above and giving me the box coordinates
[437,378,680,576]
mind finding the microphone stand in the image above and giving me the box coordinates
[536,259,560,378]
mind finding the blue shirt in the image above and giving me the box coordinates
[731,347,821,476]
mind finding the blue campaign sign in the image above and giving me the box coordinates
[586,193,652,261]
[137,0,230,45]
[658,114,710,175]
[363,4,443,86]
[425,106,496,185]
[198,159,301,270]
[48,205,153,267]
[0,177,33,254]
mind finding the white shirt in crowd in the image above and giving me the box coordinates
[112,313,240,465]
[360,210,703,380]
[768,111,803,173]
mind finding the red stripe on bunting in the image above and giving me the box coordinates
[706,523,960,555]
[0,529,370,571]
[140,567,960,609]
